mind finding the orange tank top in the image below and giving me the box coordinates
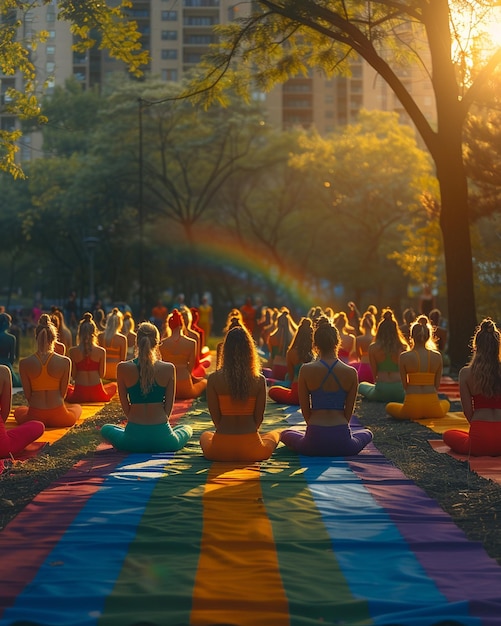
[218,395,256,416]
[105,344,122,361]
[31,353,60,391]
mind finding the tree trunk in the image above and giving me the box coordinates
[435,139,477,370]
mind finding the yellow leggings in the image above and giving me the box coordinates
[386,393,450,420]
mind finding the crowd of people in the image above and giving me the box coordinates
[2,294,501,464]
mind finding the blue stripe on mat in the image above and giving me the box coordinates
[0,453,174,626]
[301,453,481,626]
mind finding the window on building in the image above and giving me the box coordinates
[184,0,220,6]
[161,49,178,59]
[162,10,178,20]
[1,117,16,131]
[184,34,214,44]
[161,30,178,40]
[184,53,203,64]
[46,45,55,56]
[162,69,178,81]
[46,62,55,73]
[183,16,216,25]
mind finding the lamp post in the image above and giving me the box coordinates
[84,236,99,307]
[138,97,144,317]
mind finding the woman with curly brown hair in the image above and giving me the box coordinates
[66,313,117,403]
[358,308,409,403]
[268,317,314,405]
[200,325,281,461]
[101,322,192,452]
[386,315,450,420]
[280,316,373,456]
[98,308,127,381]
[14,314,82,427]
[443,319,501,455]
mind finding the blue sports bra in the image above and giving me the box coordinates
[310,359,347,411]
[126,359,165,404]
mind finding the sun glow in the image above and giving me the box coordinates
[484,13,501,49]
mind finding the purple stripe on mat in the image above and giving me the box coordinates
[348,419,501,622]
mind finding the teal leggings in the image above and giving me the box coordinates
[101,421,193,453]
[358,380,405,403]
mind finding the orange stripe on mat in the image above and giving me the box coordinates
[190,463,289,626]
[5,402,108,444]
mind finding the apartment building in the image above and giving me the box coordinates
[1,0,436,162]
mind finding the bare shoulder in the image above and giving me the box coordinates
[118,359,135,374]
[459,365,471,383]
[155,360,174,374]
[207,369,225,392]
[154,360,174,385]
[337,360,358,382]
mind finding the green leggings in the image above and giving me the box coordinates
[358,380,405,403]
[101,421,193,453]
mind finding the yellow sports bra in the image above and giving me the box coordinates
[31,353,60,391]
[218,395,256,416]
[408,351,435,386]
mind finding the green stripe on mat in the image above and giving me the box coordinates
[98,440,210,626]
[261,448,373,626]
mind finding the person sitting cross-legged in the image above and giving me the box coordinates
[101,322,193,453]
[280,316,373,456]
[200,325,281,462]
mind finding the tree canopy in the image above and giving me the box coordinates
[189,0,501,368]
[0,0,148,177]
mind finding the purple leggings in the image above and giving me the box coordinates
[280,423,373,457]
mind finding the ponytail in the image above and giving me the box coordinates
[136,322,160,395]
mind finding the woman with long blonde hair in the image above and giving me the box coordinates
[443,318,501,455]
[66,313,117,403]
[358,308,409,403]
[268,317,314,405]
[14,314,82,427]
[200,325,281,461]
[159,310,207,400]
[98,307,127,380]
[101,322,192,452]
[264,309,297,382]
[386,315,450,420]
[351,311,376,384]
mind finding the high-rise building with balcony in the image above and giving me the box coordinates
[0,1,435,162]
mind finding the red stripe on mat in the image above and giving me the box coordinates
[0,449,127,616]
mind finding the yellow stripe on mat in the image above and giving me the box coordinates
[191,464,289,626]
[417,411,469,435]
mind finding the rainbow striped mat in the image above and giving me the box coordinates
[1,402,501,625]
